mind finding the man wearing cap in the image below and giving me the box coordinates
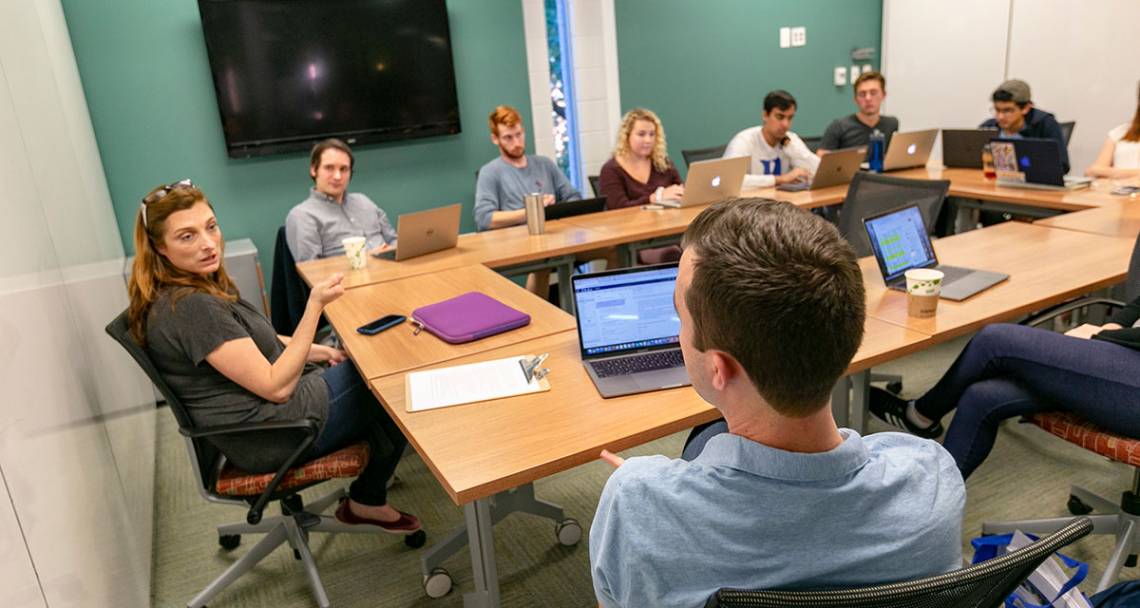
[980,79,1069,173]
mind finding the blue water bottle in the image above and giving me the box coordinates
[868,129,885,173]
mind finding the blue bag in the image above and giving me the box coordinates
[971,533,1090,608]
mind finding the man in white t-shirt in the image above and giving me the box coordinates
[725,90,821,190]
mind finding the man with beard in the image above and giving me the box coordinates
[474,105,581,232]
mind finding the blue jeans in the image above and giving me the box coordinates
[312,361,407,506]
[917,324,1140,479]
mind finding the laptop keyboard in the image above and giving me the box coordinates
[591,349,684,378]
[938,265,973,283]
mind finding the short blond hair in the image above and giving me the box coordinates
[614,108,670,172]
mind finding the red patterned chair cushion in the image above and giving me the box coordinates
[215,442,370,497]
[1030,412,1140,467]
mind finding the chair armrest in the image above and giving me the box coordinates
[1021,297,1125,329]
[180,420,321,524]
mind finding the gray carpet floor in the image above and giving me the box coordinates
[151,334,1139,607]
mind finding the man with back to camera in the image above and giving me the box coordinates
[285,138,398,262]
[589,198,965,608]
[981,79,1070,173]
[817,70,899,155]
[724,90,821,189]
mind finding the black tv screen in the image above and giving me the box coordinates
[197,0,461,158]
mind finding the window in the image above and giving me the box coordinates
[544,0,582,189]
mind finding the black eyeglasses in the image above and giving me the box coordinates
[141,178,193,228]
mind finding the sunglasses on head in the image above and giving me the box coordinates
[140,179,194,228]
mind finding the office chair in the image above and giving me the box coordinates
[838,172,950,258]
[271,225,319,335]
[588,175,601,198]
[1060,121,1076,146]
[983,229,1140,592]
[801,135,823,153]
[682,144,728,167]
[106,312,425,608]
[705,517,1092,608]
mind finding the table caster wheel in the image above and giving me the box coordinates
[556,518,582,546]
[423,567,452,598]
[1067,495,1093,515]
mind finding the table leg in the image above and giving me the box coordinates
[831,377,850,428]
[463,498,500,608]
[557,259,575,313]
[850,370,871,434]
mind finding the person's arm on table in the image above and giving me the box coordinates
[206,274,344,403]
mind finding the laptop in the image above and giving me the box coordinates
[776,147,864,192]
[942,128,999,168]
[544,196,606,221]
[863,204,1008,301]
[657,156,749,208]
[991,138,1092,190]
[882,129,939,171]
[372,203,461,261]
[571,263,690,398]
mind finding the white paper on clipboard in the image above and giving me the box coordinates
[405,355,550,412]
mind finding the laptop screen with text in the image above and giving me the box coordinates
[573,265,681,357]
[864,205,937,282]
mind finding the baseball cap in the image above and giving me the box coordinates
[994,79,1031,104]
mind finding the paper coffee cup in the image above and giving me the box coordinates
[904,268,943,318]
[342,236,367,270]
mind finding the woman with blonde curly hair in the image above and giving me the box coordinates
[598,108,684,209]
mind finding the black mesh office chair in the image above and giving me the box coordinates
[838,172,950,258]
[106,312,424,608]
[682,144,728,167]
[588,174,601,198]
[1060,121,1076,146]
[705,517,1092,608]
[801,135,823,153]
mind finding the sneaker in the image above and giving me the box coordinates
[335,497,421,534]
[868,387,943,439]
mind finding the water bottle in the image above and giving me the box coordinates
[868,129,885,173]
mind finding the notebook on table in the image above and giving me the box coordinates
[862,204,1007,301]
[571,263,689,398]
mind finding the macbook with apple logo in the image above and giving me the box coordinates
[657,156,749,208]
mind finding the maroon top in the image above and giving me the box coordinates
[598,157,682,210]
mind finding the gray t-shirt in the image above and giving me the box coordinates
[146,289,329,472]
[820,114,900,151]
[473,155,580,231]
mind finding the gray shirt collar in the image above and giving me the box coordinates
[309,187,344,205]
[696,429,869,482]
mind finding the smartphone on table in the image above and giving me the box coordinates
[356,314,406,335]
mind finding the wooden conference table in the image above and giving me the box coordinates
[299,170,1134,606]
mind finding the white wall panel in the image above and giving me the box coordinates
[1005,0,1140,175]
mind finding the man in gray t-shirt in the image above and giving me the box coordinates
[818,70,899,155]
[286,138,398,262]
[474,105,580,232]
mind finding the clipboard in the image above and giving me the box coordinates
[405,354,551,412]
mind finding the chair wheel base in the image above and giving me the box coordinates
[1067,495,1094,516]
[405,529,427,548]
[885,381,903,395]
[218,534,241,551]
[423,567,452,598]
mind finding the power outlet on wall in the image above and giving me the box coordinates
[834,67,847,86]
[779,27,791,48]
[790,26,806,47]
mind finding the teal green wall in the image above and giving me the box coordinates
[61,0,532,277]
[615,0,882,174]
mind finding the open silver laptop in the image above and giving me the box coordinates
[883,129,939,171]
[373,203,461,261]
[571,263,690,398]
[863,204,1007,301]
[658,156,749,208]
[776,147,863,191]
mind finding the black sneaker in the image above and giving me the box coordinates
[868,387,943,439]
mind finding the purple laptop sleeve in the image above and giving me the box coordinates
[411,292,531,344]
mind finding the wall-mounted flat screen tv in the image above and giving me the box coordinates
[197,0,461,158]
